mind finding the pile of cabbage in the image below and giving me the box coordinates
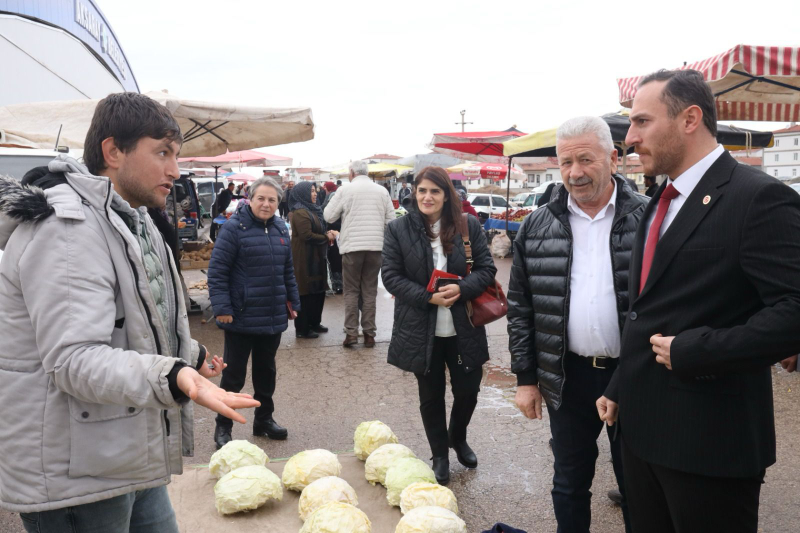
[210,440,282,515]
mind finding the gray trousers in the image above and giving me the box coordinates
[341,251,382,336]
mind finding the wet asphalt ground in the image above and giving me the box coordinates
[2,256,798,532]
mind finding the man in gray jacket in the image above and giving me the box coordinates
[0,93,259,532]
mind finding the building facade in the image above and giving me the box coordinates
[762,125,800,181]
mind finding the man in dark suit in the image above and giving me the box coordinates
[596,69,800,532]
[643,175,658,197]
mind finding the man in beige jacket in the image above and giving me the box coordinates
[324,160,394,347]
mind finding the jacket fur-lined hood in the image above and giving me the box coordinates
[0,175,54,251]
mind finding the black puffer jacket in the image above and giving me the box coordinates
[382,210,497,375]
[507,175,648,409]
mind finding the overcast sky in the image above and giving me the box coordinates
[102,0,800,168]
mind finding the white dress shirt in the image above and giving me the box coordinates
[431,220,456,337]
[645,145,724,239]
[566,180,621,358]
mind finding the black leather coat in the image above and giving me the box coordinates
[507,175,648,409]
[382,210,497,375]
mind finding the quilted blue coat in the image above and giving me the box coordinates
[208,205,301,335]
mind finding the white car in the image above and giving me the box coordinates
[511,192,534,207]
[790,183,800,194]
[467,193,511,216]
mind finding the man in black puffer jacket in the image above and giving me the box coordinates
[507,116,648,533]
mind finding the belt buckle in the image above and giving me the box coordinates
[592,357,608,369]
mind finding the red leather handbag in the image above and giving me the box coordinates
[461,214,508,327]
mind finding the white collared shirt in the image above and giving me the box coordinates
[645,145,724,239]
[566,180,621,358]
[431,220,456,337]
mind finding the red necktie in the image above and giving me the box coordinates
[640,184,680,292]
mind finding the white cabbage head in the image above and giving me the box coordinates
[353,420,398,460]
[298,476,359,522]
[209,440,269,479]
[384,458,437,507]
[364,443,416,486]
[400,482,458,515]
[299,501,372,533]
[213,465,282,515]
[282,449,343,492]
[395,506,467,533]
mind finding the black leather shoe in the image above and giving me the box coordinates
[253,418,288,440]
[296,331,319,339]
[607,489,623,506]
[432,457,450,485]
[449,440,478,469]
[311,325,329,333]
[214,425,232,450]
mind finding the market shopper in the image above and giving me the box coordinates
[208,176,301,448]
[0,92,259,532]
[458,188,479,218]
[290,181,335,338]
[382,166,497,485]
[324,160,394,348]
[322,181,344,294]
[508,116,646,533]
[279,180,294,219]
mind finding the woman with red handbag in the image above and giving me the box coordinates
[381,166,498,485]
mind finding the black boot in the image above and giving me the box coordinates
[253,417,288,440]
[449,438,478,469]
[214,424,232,450]
[431,456,450,485]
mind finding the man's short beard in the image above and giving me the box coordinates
[117,168,163,209]
[646,122,686,177]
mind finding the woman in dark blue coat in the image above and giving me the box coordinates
[208,176,301,449]
[381,166,497,485]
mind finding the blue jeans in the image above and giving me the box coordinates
[547,352,631,533]
[19,486,179,533]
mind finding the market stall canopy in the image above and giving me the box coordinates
[220,172,257,183]
[618,45,800,121]
[0,90,314,156]
[428,127,526,163]
[179,149,292,169]
[503,111,774,157]
[396,153,463,172]
[324,162,412,178]
[447,162,525,182]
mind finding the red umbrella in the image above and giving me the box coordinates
[428,128,526,163]
[461,162,526,181]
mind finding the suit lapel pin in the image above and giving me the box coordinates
[703,195,711,205]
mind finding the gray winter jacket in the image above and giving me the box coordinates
[0,157,201,512]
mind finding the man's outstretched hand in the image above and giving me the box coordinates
[177,367,259,423]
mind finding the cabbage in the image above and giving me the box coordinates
[213,465,282,515]
[282,449,343,492]
[395,506,467,533]
[299,476,359,521]
[299,501,372,533]
[400,482,458,515]
[384,458,437,507]
[364,443,416,486]
[353,420,398,460]
[209,440,269,479]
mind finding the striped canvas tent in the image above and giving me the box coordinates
[618,45,800,121]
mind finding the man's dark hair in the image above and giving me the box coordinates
[227,182,235,189]
[83,92,183,176]
[639,69,717,136]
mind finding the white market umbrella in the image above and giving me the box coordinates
[0,90,314,156]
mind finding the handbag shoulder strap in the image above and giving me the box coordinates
[461,213,473,274]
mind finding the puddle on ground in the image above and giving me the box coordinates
[483,364,517,389]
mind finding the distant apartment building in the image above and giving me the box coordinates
[520,158,561,188]
[762,125,800,180]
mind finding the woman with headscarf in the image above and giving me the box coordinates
[290,181,336,338]
[322,182,343,294]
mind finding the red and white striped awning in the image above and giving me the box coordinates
[618,45,800,122]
